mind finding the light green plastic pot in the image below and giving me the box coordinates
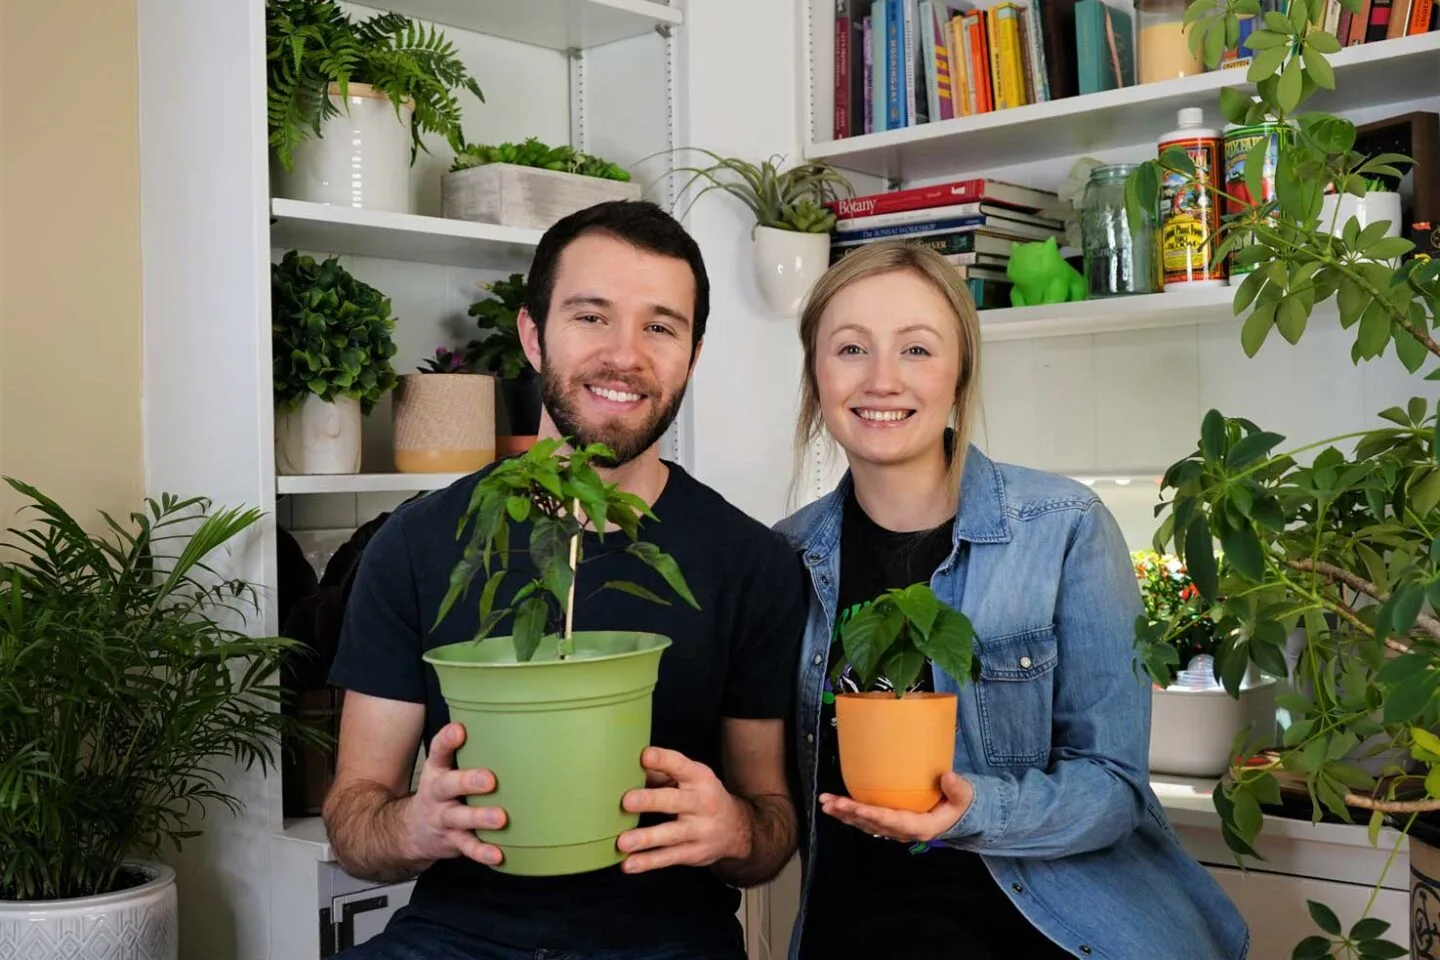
[422,630,670,876]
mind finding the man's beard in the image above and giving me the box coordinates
[541,364,687,467]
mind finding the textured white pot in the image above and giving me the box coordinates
[273,83,414,213]
[0,860,177,960]
[752,226,830,317]
[1319,191,1402,240]
[1148,672,1279,778]
[275,394,363,476]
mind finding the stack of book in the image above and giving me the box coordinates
[827,177,1064,309]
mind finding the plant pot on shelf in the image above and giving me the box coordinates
[392,372,496,473]
[0,860,177,960]
[752,226,830,317]
[834,691,958,812]
[422,631,671,876]
[497,367,543,456]
[1406,816,1440,957]
[275,394,363,476]
[1148,669,1280,778]
[1318,190,1403,240]
[273,83,414,213]
[442,163,642,230]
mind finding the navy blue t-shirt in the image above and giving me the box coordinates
[327,460,807,952]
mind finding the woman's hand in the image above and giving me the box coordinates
[819,771,974,843]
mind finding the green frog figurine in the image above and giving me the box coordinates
[1006,236,1087,307]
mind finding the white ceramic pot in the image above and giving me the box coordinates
[1319,191,1402,241]
[273,83,414,213]
[752,226,830,317]
[392,372,496,473]
[1148,672,1279,777]
[0,860,177,960]
[275,394,363,476]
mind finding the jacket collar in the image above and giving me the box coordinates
[795,443,1013,558]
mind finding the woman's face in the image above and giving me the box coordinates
[813,269,962,470]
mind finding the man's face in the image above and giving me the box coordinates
[519,231,701,467]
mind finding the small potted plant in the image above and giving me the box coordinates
[266,0,485,213]
[392,347,496,474]
[830,582,978,812]
[1133,550,1278,778]
[442,137,642,229]
[422,438,700,877]
[465,273,542,455]
[0,479,314,960]
[272,250,398,475]
[663,148,854,316]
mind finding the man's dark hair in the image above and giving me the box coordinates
[524,200,710,348]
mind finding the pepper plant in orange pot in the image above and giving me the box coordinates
[831,582,978,813]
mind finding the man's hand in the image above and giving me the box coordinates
[397,722,508,868]
[819,770,974,843]
[616,747,750,874]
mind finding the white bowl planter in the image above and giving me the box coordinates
[441,163,642,230]
[275,394,362,476]
[392,372,496,473]
[0,860,177,960]
[273,83,414,213]
[1318,190,1402,241]
[752,226,830,317]
[1149,671,1279,778]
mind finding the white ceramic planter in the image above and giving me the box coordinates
[1149,672,1279,777]
[441,163,642,230]
[1319,191,1402,241]
[273,83,414,213]
[0,860,177,960]
[275,394,362,476]
[752,226,830,317]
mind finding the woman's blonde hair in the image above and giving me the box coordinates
[792,239,984,501]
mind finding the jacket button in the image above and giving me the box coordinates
[1011,882,1024,893]
[1079,947,1092,955]
[806,733,814,743]
[806,553,820,563]
[813,654,823,665]
[1019,655,1032,669]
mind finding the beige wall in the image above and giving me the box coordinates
[0,0,144,530]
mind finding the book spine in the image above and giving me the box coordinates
[834,0,851,139]
[863,17,874,133]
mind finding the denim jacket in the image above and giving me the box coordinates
[773,446,1249,960]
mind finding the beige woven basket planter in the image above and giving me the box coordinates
[392,372,496,473]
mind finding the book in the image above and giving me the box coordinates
[829,177,1060,218]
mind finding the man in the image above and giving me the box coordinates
[323,200,808,960]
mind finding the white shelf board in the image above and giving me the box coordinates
[809,32,1440,180]
[978,286,1239,342]
[384,0,680,51]
[276,472,469,495]
[275,816,333,861]
[269,199,542,269]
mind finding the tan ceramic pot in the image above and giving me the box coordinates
[392,373,495,473]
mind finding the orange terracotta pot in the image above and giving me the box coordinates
[834,691,957,812]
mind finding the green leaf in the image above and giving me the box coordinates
[894,583,941,636]
[1249,43,1289,83]
[512,596,550,662]
[1384,670,1439,725]
[1242,300,1277,355]
[881,645,927,695]
[505,496,531,522]
[1413,726,1440,757]
[1292,936,1333,960]
[1277,57,1303,113]
[841,604,905,686]
[1307,900,1342,936]
[914,607,977,685]
[1220,523,1265,579]
[1185,513,1220,600]
[1288,0,1309,29]
[1358,941,1410,960]
[1203,18,1226,66]
[1232,787,1263,840]
[1368,808,1385,846]
[1337,276,1368,328]
[1392,583,1426,636]
[1358,300,1392,358]
[602,580,672,605]
[1307,30,1341,53]
[1396,318,1428,373]
[1201,409,1227,463]
[1302,44,1335,89]
[1277,296,1308,344]
[625,541,701,609]
[1220,86,1254,125]
[1366,236,1415,260]
[1413,467,1440,516]
[1227,430,1285,468]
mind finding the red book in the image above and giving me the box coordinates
[828,177,1058,218]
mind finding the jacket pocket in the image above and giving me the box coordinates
[974,627,1059,767]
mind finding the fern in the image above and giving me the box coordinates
[265,0,484,171]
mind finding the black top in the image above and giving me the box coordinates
[799,486,1072,960]
[329,461,808,953]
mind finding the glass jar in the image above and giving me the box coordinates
[1081,164,1159,299]
[1136,0,1206,83]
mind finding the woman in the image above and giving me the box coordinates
[774,240,1249,959]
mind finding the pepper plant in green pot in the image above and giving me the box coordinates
[422,438,700,877]
[1126,1,1440,955]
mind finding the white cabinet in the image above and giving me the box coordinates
[1206,866,1408,960]
[317,865,415,957]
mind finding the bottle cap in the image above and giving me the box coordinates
[1178,107,1204,127]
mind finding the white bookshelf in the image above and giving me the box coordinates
[978,286,1239,342]
[385,0,681,50]
[805,26,1440,180]
[276,471,471,495]
[270,199,543,269]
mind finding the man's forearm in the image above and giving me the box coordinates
[323,780,432,884]
[712,793,797,887]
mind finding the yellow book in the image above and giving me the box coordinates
[950,15,971,115]
[991,3,1028,109]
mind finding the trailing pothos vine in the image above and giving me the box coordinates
[1126,0,1439,957]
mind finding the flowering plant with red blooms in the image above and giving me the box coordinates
[1133,550,1219,687]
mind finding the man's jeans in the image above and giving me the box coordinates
[333,916,747,960]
